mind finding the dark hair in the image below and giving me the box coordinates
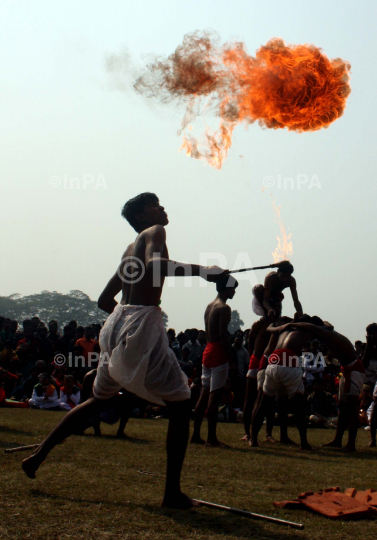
[276,260,294,274]
[49,320,58,327]
[310,316,324,327]
[121,192,159,231]
[366,323,377,334]
[216,274,239,293]
[355,340,362,346]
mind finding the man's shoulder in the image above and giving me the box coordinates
[144,224,166,240]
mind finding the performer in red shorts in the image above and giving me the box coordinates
[191,275,238,448]
[241,306,281,442]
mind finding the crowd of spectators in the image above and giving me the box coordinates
[0,315,376,433]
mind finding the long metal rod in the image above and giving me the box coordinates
[194,499,304,530]
[229,264,277,274]
[5,443,40,454]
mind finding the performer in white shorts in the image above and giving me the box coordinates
[23,192,226,509]
[280,316,365,452]
[191,275,238,448]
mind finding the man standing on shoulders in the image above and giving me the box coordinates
[252,261,302,320]
[190,275,238,448]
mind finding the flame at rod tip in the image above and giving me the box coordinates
[271,200,293,263]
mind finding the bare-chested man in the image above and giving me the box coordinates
[251,314,324,450]
[241,302,282,442]
[190,275,238,448]
[252,261,302,321]
[288,320,365,452]
[22,192,226,508]
[250,315,297,447]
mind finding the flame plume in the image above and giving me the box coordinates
[271,200,293,263]
[135,31,351,168]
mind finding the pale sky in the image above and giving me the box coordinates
[1,0,376,342]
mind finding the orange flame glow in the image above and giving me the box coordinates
[135,31,351,168]
[271,200,293,263]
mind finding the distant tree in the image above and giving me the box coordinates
[0,290,106,330]
[228,310,245,334]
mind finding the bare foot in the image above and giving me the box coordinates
[367,440,376,448]
[22,453,43,479]
[340,445,356,453]
[322,439,342,448]
[240,434,250,442]
[265,435,277,444]
[205,440,231,449]
[190,436,206,445]
[280,437,298,446]
[300,443,312,451]
[162,491,200,509]
[249,439,260,448]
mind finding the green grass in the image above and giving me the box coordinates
[1,409,376,540]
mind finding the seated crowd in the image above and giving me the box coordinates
[0,315,376,438]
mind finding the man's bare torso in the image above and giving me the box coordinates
[276,328,356,366]
[204,299,230,342]
[251,319,270,359]
[119,228,168,307]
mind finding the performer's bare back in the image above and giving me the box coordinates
[204,299,231,343]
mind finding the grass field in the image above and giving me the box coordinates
[1,409,376,540]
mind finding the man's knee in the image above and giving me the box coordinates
[167,399,191,417]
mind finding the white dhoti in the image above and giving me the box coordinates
[263,365,304,398]
[93,304,190,406]
[201,363,229,392]
[251,286,265,317]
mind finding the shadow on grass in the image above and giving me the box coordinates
[232,444,377,462]
[80,433,150,444]
[29,489,303,539]
[0,425,35,437]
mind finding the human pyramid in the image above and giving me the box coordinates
[22,192,371,509]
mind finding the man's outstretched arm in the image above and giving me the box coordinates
[145,225,227,281]
[290,277,303,315]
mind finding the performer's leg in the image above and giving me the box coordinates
[117,392,133,438]
[163,399,197,508]
[206,387,229,447]
[93,416,102,436]
[290,393,312,450]
[242,378,257,441]
[323,400,347,448]
[22,395,119,478]
[264,397,276,442]
[345,396,359,451]
[251,393,273,447]
[190,386,209,444]
[277,396,296,444]
[369,402,377,448]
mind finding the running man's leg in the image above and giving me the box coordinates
[163,399,198,508]
[22,395,119,478]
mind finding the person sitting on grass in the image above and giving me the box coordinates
[59,375,81,411]
[307,377,338,428]
[28,373,60,410]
